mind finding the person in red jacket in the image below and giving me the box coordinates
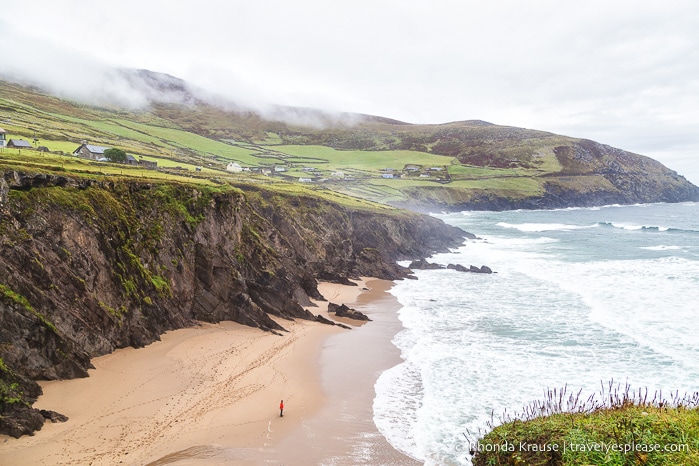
[279,400,284,417]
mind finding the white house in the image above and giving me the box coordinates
[226,162,243,172]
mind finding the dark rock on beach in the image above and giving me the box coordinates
[315,314,352,329]
[328,302,372,321]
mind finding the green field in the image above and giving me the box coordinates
[269,144,457,170]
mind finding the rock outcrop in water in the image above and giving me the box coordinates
[408,259,494,274]
[0,171,466,437]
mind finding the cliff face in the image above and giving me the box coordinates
[0,171,466,437]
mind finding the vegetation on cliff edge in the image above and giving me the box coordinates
[472,383,699,466]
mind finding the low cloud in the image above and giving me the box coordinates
[0,22,363,129]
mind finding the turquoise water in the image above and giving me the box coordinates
[374,202,699,465]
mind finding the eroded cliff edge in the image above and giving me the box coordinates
[0,171,467,437]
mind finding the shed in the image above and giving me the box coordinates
[7,139,32,149]
[140,159,158,170]
[125,154,138,165]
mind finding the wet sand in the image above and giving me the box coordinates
[272,279,420,465]
[0,278,417,465]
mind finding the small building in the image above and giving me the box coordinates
[37,146,49,152]
[0,128,6,147]
[298,177,313,183]
[6,139,32,149]
[73,143,109,160]
[140,159,158,170]
[226,162,243,173]
[381,173,394,179]
[274,166,286,172]
[125,154,138,165]
[331,171,345,178]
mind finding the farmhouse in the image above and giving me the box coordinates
[73,143,109,160]
[125,154,138,166]
[6,139,32,149]
[226,162,243,172]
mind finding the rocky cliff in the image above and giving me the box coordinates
[0,171,466,437]
[392,139,699,212]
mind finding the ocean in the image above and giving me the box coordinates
[374,202,699,465]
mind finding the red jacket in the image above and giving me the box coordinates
[280,401,284,409]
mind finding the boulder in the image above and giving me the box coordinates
[328,302,372,321]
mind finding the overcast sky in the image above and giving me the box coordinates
[2,0,698,183]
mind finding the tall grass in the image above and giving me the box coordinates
[491,380,699,427]
[470,380,699,466]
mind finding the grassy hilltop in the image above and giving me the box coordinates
[2,75,697,210]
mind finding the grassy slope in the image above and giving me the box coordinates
[1,80,695,209]
[0,81,576,206]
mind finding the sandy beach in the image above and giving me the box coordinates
[0,278,417,465]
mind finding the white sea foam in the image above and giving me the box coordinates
[496,222,597,232]
[640,245,683,251]
[374,204,699,465]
